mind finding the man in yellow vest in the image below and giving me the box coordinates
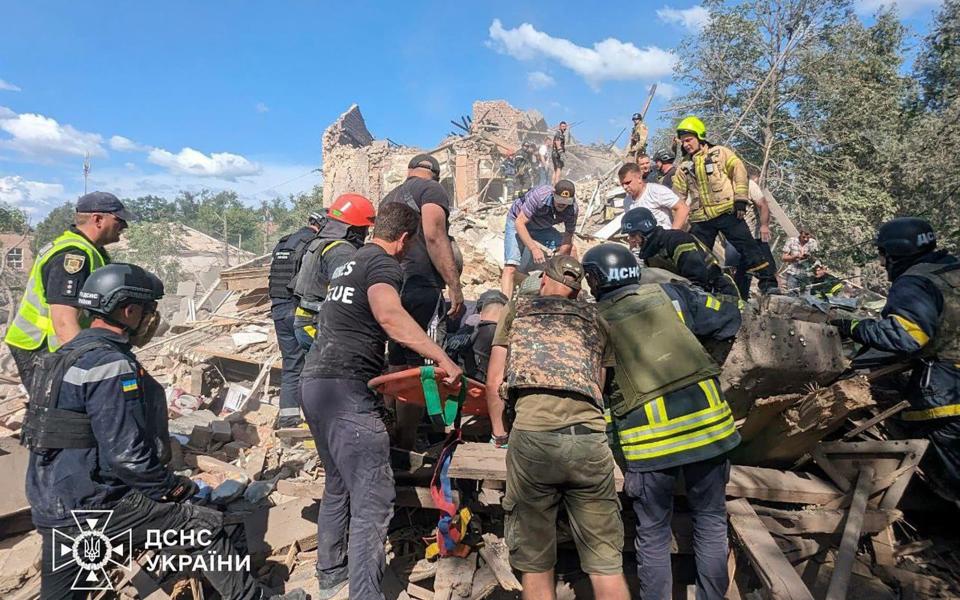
[672,116,780,296]
[5,191,133,391]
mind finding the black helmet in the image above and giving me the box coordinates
[876,217,936,258]
[621,207,660,237]
[653,148,675,163]
[582,243,641,295]
[78,263,164,316]
[632,112,642,121]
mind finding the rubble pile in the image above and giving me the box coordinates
[0,100,958,599]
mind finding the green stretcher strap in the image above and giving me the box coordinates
[420,366,467,428]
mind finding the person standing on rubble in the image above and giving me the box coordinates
[381,153,464,450]
[830,218,960,498]
[726,166,776,298]
[291,193,376,351]
[653,148,678,190]
[622,207,740,302]
[268,212,324,429]
[300,203,461,600]
[582,243,741,600]
[484,256,629,600]
[5,192,133,393]
[672,116,780,295]
[22,263,305,600]
[499,179,578,297]
[619,162,689,230]
[636,153,658,184]
[781,228,820,293]
[551,121,567,184]
[627,112,648,159]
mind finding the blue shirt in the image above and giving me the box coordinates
[507,185,578,232]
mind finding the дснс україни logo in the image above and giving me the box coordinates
[52,510,133,591]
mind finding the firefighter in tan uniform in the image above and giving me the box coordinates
[672,116,780,295]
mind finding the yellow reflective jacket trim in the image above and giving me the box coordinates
[698,379,721,407]
[671,242,698,265]
[902,403,960,421]
[618,402,732,444]
[892,314,930,347]
[621,416,737,459]
[704,295,721,311]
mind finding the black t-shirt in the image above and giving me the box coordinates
[302,243,404,382]
[40,229,108,307]
[381,176,450,288]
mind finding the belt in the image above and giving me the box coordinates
[551,424,602,435]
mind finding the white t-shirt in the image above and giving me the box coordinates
[623,183,681,229]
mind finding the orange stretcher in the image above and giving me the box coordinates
[369,367,489,418]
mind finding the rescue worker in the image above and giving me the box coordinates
[728,167,776,298]
[443,289,508,384]
[653,148,677,190]
[551,121,568,184]
[484,256,629,600]
[582,243,741,600]
[672,116,780,294]
[268,213,323,429]
[300,203,461,599]
[500,180,578,297]
[622,207,740,302]
[809,262,844,300]
[382,153,463,451]
[627,112,648,158]
[5,191,133,392]
[830,218,960,499]
[291,193,376,351]
[23,264,305,600]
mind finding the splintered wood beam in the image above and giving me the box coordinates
[826,466,875,600]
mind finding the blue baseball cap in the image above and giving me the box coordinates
[76,191,137,222]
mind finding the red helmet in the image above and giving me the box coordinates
[328,193,375,227]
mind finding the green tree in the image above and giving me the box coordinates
[123,195,176,223]
[32,202,76,253]
[113,222,183,290]
[0,202,28,234]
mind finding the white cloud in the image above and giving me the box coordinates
[656,6,710,31]
[0,107,105,158]
[488,19,676,87]
[527,71,556,90]
[255,102,270,113]
[109,135,147,153]
[0,79,21,92]
[0,175,64,209]
[854,0,941,15]
[656,82,679,100]
[147,146,262,179]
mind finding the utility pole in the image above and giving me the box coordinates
[222,212,230,268]
[82,152,90,195]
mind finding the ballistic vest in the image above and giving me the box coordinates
[293,238,352,313]
[5,230,107,352]
[598,284,720,418]
[903,261,960,363]
[268,226,317,301]
[505,296,605,403]
[675,145,747,223]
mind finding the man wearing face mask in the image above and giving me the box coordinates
[830,218,960,500]
[22,263,306,600]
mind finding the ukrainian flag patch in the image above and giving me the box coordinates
[121,379,138,393]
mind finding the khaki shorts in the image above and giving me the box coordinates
[503,429,623,574]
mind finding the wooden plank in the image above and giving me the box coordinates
[408,558,438,583]
[754,506,901,536]
[469,564,499,600]
[449,443,842,505]
[843,401,911,440]
[477,534,522,592]
[727,499,814,600]
[434,554,477,600]
[407,582,434,600]
[825,467,874,600]
[762,189,799,238]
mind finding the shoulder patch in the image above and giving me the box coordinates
[63,253,86,274]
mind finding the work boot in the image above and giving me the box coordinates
[274,414,303,429]
[316,570,349,600]
[262,587,307,600]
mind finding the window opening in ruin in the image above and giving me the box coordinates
[6,247,22,271]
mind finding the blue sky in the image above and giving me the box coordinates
[0,0,941,221]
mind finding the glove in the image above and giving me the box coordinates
[829,318,859,340]
[734,200,748,220]
[163,475,199,503]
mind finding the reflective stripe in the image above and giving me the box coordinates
[671,242,698,265]
[294,306,315,318]
[619,402,732,444]
[704,295,721,311]
[622,417,737,459]
[655,397,668,422]
[644,401,658,424]
[672,300,685,324]
[698,379,720,407]
[902,404,960,421]
[745,261,771,273]
[62,359,135,385]
[603,409,612,423]
[893,314,930,347]
[279,407,302,417]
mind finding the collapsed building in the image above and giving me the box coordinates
[0,101,957,599]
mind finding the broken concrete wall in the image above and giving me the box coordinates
[721,312,849,418]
